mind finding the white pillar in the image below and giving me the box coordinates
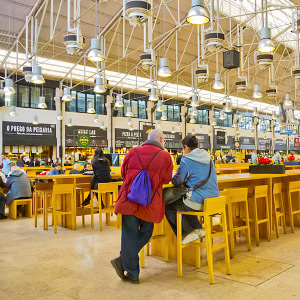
[181,105,187,137]
[106,95,113,152]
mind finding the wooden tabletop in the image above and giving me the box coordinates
[29,173,122,179]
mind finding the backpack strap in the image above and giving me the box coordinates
[145,150,162,170]
[192,159,213,191]
[135,148,162,171]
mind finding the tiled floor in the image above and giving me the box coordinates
[1,215,300,300]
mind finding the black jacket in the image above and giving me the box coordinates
[69,169,81,174]
[92,157,112,183]
[28,160,40,167]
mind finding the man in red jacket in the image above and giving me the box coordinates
[111,129,173,284]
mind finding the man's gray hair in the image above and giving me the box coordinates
[148,129,163,142]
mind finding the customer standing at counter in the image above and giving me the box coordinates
[111,129,173,284]
[28,157,40,167]
[1,153,11,176]
[165,135,219,244]
[81,149,111,207]
[50,163,65,175]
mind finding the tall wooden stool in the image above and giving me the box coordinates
[176,196,231,284]
[221,188,251,258]
[248,185,271,246]
[9,198,32,220]
[140,217,169,268]
[90,182,121,231]
[287,181,300,233]
[273,183,287,237]
[33,182,54,230]
[52,184,75,234]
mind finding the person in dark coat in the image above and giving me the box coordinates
[81,149,111,206]
[0,177,6,219]
[111,129,173,284]
[0,166,33,219]
[16,156,25,168]
[28,157,40,167]
[176,151,183,165]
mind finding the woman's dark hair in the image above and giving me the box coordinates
[182,135,199,150]
[92,148,109,165]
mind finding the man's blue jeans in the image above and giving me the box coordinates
[121,215,154,280]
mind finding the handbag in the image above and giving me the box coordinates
[163,160,213,205]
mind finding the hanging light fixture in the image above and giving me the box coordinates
[38,96,47,109]
[62,87,72,102]
[224,99,232,113]
[33,115,39,125]
[284,93,293,106]
[94,114,99,123]
[128,117,133,126]
[129,123,134,131]
[258,27,275,53]
[177,122,181,129]
[271,111,276,120]
[31,65,45,84]
[149,86,159,101]
[156,100,164,112]
[57,106,63,120]
[191,107,198,116]
[190,93,199,107]
[252,84,263,99]
[87,38,105,62]
[186,0,210,25]
[219,110,226,120]
[212,73,224,90]
[114,94,124,108]
[261,117,266,126]
[100,121,106,130]
[253,107,258,117]
[211,118,216,126]
[190,116,196,124]
[161,111,167,121]
[125,107,133,117]
[171,127,175,134]
[23,62,32,82]
[158,58,172,77]
[3,78,15,95]
[87,101,95,114]
[67,118,73,127]
[9,105,17,116]
[94,74,107,93]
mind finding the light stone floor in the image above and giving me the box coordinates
[1,214,300,300]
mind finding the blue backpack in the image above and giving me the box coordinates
[127,148,161,206]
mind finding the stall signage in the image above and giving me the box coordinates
[163,131,182,149]
[115,128,141,148]
[216,131,226,145]
[66,126,108,147]
[3,121,56,146]
[240,137,256,150]
[275,139,287,151]
[214,134,235,150]
[196,134,211,149]
[258,138,271,151]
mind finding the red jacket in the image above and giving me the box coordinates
[115,142,173,223]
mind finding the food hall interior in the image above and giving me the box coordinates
[2,0,300,299]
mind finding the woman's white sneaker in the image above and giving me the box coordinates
[194,229,205,239]
[182,232,200,245]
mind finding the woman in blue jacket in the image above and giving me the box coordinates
[165,135,219,244]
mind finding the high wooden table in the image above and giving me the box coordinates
[30,173,123,230]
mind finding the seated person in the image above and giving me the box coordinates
[69,163,82,174]
[0,167,7,183]
[0,177,6,219]
[165,135,219,245]
[80,162,92,173]
[0,166,33,219]
[50,163,65,175]
[16,156,25,168]
[28,156,41,167]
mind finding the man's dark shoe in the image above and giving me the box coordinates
[0,214,7,220]
[111,256,126,280]
[125,275,139,284]
[81,199,90,206]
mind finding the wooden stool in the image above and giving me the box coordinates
[176,196,231,284]
[221,188,251,258]
[248,185,271,246]
[272,183,287,237]
[90,182,121,231]
[140,217,169,268]
[287,181,300,233]
[52,184,75,234]
[9,198,32,220]
[33,182,54,230]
